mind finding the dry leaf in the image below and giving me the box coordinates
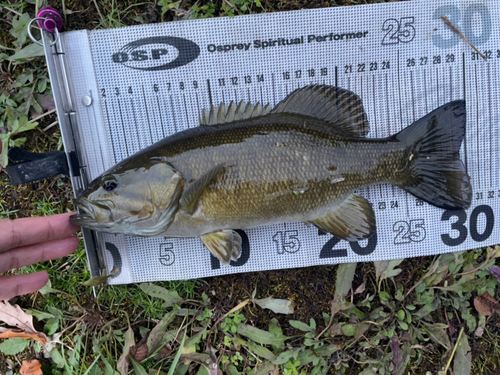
[0,301,47,344]
[20,359,42,375]
[0,328,48,344]
[474,291,500,317]
[129,340,148,362]
[156,343,173,358]
[354,280,366,295]
[390,337,403,367]
[117,327,135,375]
[487,265,500,283]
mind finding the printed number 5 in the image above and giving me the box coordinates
[398,17,416,43]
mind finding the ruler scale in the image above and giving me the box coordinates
[43,0,500,283]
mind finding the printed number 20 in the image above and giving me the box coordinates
[319,231,377,258]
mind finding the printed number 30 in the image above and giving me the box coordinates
[433,4,491,48]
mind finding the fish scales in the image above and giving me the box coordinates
[149,116,404,236]
[70,85,472,265]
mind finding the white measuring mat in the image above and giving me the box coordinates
[49,0,500,284]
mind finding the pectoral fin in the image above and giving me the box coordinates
[200,230,242,265]
[308,194,376,241]
[180,163,224,214]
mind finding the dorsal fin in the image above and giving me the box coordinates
[200,100,272,125]
[270,85,370,137]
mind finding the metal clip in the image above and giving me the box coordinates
[27,6,63,46]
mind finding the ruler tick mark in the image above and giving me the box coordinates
[475,65,480,189]
[103,100,118,163]
[206,79,213,106]
[130,97,141,150]
[183,94,189,128]
[462,52,468,173]
[116,98,130,156]
[169,95,177,133]
[156,95,166,139]
[141,86,154,144]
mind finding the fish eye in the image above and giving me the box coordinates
[103,180,118,191]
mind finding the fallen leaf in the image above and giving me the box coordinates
[130,339,148,362]
[138,283,184,308]
[474,291,500,317]
[374,259,403,282]
[236,323,289,350]
[0,328,48,344]
[81,267,119,287]
[180,352,211,366]
[487,265,500,283]
[34,94,55,112]
[391,337,403,367]
[421,322,451,351]
[354,280,366,294]
[117,327,135,375]
[330,263,356,318]
[335,263,357,300]
[474,326,484,337]
[410,344,432,352]
[0,301,47,344]
[20,359,42,375]
[453,331,472,375]
[146,311,175,356]
[246,340,275,361]
[154,343,172,359]
[254,297,294,314]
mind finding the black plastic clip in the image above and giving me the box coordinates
[6,147,69,185]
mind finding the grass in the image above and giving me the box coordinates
[1,0,500,374]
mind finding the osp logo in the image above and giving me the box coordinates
[112,36,200,71]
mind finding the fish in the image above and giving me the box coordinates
[70,85,472,264]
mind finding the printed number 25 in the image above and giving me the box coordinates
[382,17,416,45]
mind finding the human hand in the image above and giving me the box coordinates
[0,212,80,301]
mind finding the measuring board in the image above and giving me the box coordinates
[42,0,500,284]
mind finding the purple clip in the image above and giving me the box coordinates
[36,6,63,33]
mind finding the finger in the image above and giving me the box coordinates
[0,212,80,253]
[0,236,79,274]
[0,272,49,301]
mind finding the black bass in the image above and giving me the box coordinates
[70,85,472,264]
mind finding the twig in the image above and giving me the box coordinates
[59,313,87,336]
[29,109,56,124]
[441,15,487,61]
[42,121,59,132]
[444,326,464,373]
[206,300,249,352]
[222,0,235,9]
[1,6,23,16]
[361,334,385,356]
[455,257,493,277]
[404,279,424,298]
[316,310,334,340]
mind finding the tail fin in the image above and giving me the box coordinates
[394,100,472,209]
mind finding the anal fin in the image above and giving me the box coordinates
[308,194,376,241]
[200,230,242,265]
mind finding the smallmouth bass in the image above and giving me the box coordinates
[70,85,472,264]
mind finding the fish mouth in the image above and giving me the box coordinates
[70,197,96,226]
[70,197,114,227]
